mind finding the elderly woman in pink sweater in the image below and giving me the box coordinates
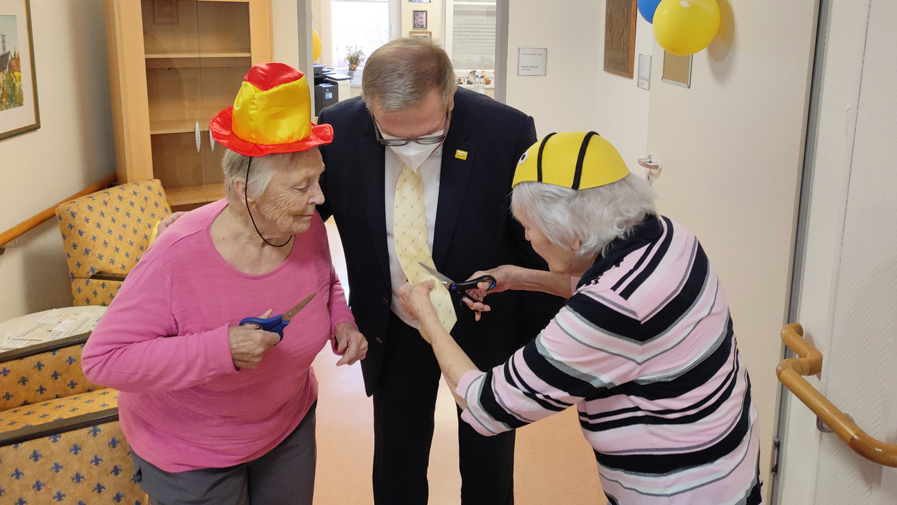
[82,63,367,505]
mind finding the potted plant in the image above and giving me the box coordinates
[345,45,366,78]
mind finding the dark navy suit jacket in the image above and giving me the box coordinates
[318,88,564,396]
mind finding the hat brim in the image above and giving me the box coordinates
[209,107,334,157]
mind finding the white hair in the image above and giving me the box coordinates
[511,174,658,258]
[222,149,318,201]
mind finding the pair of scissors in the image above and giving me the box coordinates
[419,263,497,304]
[239,293,316,342]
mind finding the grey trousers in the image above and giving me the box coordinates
[130,404,317,505]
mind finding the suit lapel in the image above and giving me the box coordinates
[356,121,392,288]
[432,121,475,270]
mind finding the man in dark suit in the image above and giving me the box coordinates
[317,38,563,505]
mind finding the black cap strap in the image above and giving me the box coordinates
[536,132,557,183]
[572,131,599,190]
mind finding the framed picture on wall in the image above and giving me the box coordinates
[0,0,39,141]
[603,0,637,79]
[409,30,431,40]
[413,10,427,29]
[408,0,431,3]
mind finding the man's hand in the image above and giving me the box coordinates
[333,321,368,366]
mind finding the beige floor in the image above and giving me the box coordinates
[313,221,604,504]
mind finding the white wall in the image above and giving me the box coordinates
[593,14,653,175]
[272,0,302,69]
[505,0,651,169]
[0,0,115,322]
[505,0,601,135]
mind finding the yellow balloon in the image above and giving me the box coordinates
[653,0,720,56]
[312,29,322,62]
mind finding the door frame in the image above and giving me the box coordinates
[771,0,833,501]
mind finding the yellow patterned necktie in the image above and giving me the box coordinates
[394,165,457,332]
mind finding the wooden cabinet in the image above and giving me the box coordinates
[104,0,271,207]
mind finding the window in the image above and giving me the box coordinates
[446,0,496,72]
[331,0,389,74]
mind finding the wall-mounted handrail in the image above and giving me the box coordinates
[0,173,118,249]
[777,323,897,467]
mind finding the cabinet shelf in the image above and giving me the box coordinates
[105,0,270,199]
[166,184,225,206]
[145,52,252,59]
[150,119,212,135]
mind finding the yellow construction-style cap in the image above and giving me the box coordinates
[512,132,630,190]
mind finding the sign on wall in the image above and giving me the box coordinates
[517,48,547,76]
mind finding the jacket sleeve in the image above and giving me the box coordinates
[506,115,567,342]
[81,257,239,393]
[316,107,334,222]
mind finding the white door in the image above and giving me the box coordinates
[643,1,819,501]
[776,0,897,503]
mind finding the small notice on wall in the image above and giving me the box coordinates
[518,48,548,76]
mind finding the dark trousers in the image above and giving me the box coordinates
[373,312,515,505]
[131,404,317,505]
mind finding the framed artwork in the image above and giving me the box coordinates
[603,0,637,79]
[662,51,693,88]
[408,0,430,3]
[413,10,427,29]
[409,30,431,40]
[0,0,39,141]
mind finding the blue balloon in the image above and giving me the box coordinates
[637,0,662,23]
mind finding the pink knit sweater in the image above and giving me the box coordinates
[82,199,354,472]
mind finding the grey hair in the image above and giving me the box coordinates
[361,37,455,113]
[221,149,319,201]
[511,174,658,258]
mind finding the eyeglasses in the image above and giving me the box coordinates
[373,111,451,146]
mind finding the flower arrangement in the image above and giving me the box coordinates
[345,45,366,74]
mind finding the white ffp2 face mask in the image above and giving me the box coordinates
[384,130,444,171]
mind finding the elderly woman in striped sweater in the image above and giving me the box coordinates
[399,132,763,505]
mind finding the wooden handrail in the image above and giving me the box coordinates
[0,173,118,248]
[777,323,897,467]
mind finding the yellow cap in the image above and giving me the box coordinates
[512,132,630,190]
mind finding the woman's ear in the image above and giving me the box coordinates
[571,234,583,253]
[234,178,252,208]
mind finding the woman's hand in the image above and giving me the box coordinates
[333,321,368,366]
[228,327,280,370]
[229,309,280,370]
[461,265,521,321]
[157,211,187,235]
[399,279,440,344]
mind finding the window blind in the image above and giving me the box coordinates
[451,0,496,70]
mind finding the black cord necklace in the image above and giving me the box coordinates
[245,157,293,248]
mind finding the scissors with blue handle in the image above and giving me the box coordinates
[419,263,497,305]
[239,293,316,341]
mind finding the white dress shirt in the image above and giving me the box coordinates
[385,145,443,327]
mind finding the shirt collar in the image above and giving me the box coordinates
[576,214,663,290]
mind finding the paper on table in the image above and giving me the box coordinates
[1,311,103,352]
